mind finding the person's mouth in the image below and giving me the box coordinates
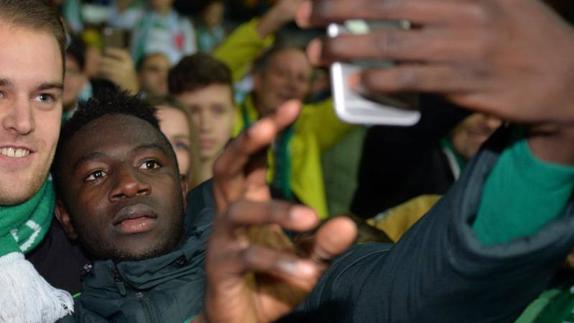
[200,138,215,150]
[113,204,158,234]
[0,145,35,170]
[0,146,33,158]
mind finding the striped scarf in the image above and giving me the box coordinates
[0,179,73,322]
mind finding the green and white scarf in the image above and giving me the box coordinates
[0,179,73,322]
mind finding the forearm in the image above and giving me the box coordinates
[213,19,274,82]
[256,5,293,38]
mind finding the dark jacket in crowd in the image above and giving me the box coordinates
[67,231,207,322]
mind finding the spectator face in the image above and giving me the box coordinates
[176,84,234,161]
[253,49,312,116]
[149,0,173,13]
[63,54,88,111]
[451,113,502,160]
[155,105,192,178]
[56,114,185,261]
[0,24,63,204]
[138,53,171,98]
[202,1,225,27]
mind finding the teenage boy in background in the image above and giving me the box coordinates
[169,53,236,184]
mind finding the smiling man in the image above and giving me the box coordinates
[234,45,354,219]
[0,0,73,321]
[52,89,206,321]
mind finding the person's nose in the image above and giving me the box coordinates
[1,96,34,135]
[198,110,212,132]
[109,164,151,201]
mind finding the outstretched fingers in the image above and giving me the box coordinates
[297,0,479,28]
[213,101,301,210]
[227,200,319,232]
[310,217,357,263]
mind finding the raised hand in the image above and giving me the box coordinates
[98,48,139,95]
[297,0,574,124]
[200,101,357,323]
[257,0,306,37]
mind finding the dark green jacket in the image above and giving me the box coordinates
[62,181,215,322]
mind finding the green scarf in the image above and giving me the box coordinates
[0,179,54,256]
[271,126,294,201]
[240,101,295,201]
[0,178,73,322]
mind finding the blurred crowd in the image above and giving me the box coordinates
[50,0,574,238]
[3,0,574,321]
[52,0,355,220]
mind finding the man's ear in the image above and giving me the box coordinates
[54,199,78,240]
[181,178,189,211]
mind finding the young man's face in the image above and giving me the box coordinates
[201,1,224,27]
[138,53,170,98]
[253,49,312,116]
[57,114,185,261]
[0,23,63,205]
[176,84,234,161]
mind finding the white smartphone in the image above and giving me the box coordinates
[328,20,421,126]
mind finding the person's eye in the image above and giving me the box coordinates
[174,142,190,151]
[212,105,227,115]
[139,160,161,170]
[35,93,56,104]
[85,170,107,182]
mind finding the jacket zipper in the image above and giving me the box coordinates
[136,292,158,323]
[112,268,127,296]
[113,265,158,322]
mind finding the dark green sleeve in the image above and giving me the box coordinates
[473,139,574,246]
